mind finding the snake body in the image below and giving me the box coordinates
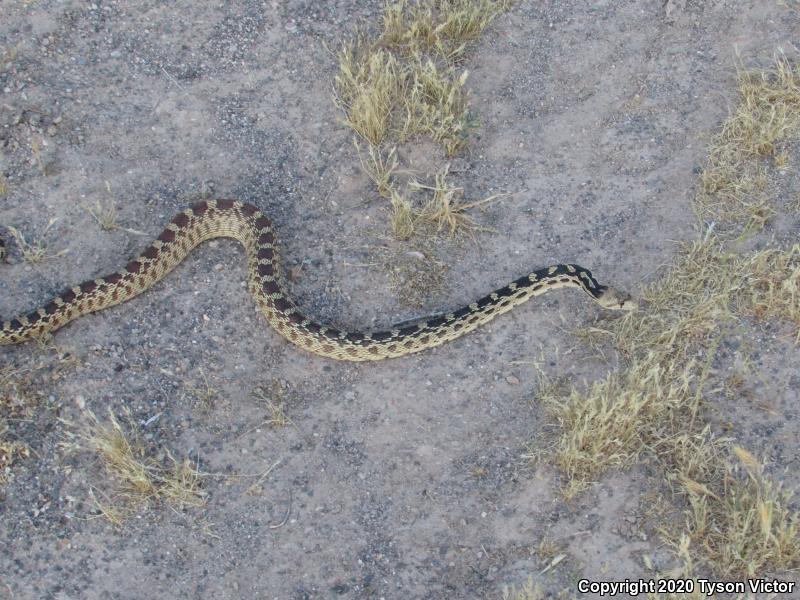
[0,200,635,359]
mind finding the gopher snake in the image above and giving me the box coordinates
[0,200,635,359]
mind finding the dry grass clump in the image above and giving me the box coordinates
[358,143,400,198]
[543,233,800,568]
[544,233,800,552]
[335,45,406,146]
[70,409,205,525]
[670,447,800,578]
[388,163,503,239]
[739,244,800,339]
[83,198,119,231]
[389,187,416,240]
[595,239,800,358]
[697,55,800,231]
[598,240,738,358]
[82,182,124,232]
[334,31,476,155]
[382,0,513,62]
[544,268,800,574]
[411,164,478,235]
[334,0,513,239]
[405,60,474,156]
[253,380,293,429]
[544,240,800,569]
[543,353,696,499]
[6,218,67,264]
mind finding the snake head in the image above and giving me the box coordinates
[595,286,637,311]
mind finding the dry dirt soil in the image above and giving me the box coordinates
[1,1,798,599]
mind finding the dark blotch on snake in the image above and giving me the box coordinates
[80,281,98,294]
[399,325,420,338]
[254,216,272,230]
[257,247,274,261]
[273,298,293,313]
[425,315,448,329]
[172,212,190,228]
[262,280,280,295]
[475,296,494,309]
[452,306,471,319]
[141,246,159,260]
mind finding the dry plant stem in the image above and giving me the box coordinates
[357,142,399,198]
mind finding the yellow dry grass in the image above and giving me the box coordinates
[335,44,405,146]
[389,163,503,239]
[381,0,513,63]
[537,53,800,580]
[357,142,399,198]
[542,354,693,499]
[82,182,122,231]
[333,0,513,239]
[544,238,800,574]
[68,409,205,526]
[696,54,800,231]
[670,447,800,578]
[389,187,416,240]
[740,244,800,339]
[404,60,473,156]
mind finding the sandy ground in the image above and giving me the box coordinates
[1,1,798,598]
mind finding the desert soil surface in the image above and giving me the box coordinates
[1,1,798,598]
